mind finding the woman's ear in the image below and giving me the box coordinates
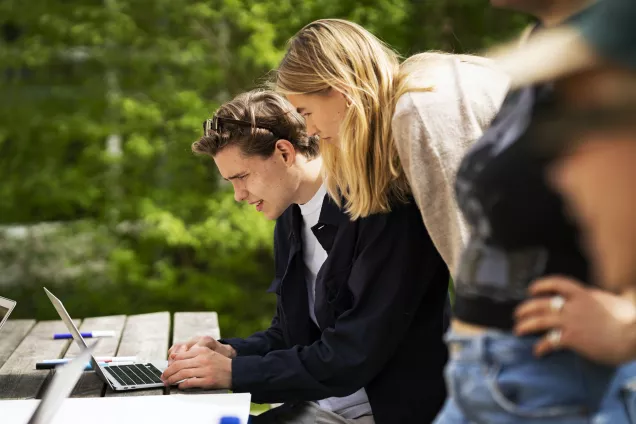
[332,86,352,108]
[344,93,353,108]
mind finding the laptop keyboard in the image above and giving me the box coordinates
[105,363,164,386]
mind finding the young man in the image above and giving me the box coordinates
[160,90,451,424]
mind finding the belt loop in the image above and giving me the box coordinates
[476,333,488,363]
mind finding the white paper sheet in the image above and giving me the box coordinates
[1,393,251,424]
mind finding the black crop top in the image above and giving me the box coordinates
[453,84,589,331]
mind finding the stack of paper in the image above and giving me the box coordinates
[2,393,251,424]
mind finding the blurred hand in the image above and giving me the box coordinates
[515,276,636,365]
[168,336,236,365]
[161,345,232,390]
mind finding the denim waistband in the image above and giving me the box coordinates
[445,330,543,363]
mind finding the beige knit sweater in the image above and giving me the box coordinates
[392,54,509,278]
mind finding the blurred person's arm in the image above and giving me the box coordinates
[621,287,636,304]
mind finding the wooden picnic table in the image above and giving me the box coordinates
[0,312,223,399]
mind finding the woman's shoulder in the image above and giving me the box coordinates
[393,52,509,124]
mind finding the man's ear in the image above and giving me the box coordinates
[274,139,296,167]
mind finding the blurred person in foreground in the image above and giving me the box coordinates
[489,0,636,420]
[161,90,451,423]
[430,0,634,423]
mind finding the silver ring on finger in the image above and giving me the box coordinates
[547,328,562,347]
[550,295,565,313]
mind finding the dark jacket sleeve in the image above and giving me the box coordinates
[230,203,443,403]
[219,222,288,357]
[220,300,287,356]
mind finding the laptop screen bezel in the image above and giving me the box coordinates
[27,343,97,424]
[0,296,17,332]
[43,288,113,386]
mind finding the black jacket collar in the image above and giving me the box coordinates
[286,194,348,254]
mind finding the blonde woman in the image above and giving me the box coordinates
[274,19,508,424]
[276,19,508,278]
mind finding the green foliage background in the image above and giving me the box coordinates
[0,0,527,338]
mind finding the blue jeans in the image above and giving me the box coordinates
[596,362,636,423]
[433,331,617,424]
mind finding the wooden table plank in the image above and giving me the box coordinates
[0,320,79,399]
[172,312,220,343]
[104,312,170,397]
[172,312,227,395]
[63,315,127,398]
[0,320,36,368]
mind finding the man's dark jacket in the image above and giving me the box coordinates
[222,195,450,424]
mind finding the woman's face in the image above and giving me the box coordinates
[287,89,348,143]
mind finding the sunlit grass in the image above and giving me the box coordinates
[250,403,271,415]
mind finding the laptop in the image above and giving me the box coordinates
[44,287,171,391]
[28,342,97,424]
[0,295,17,332]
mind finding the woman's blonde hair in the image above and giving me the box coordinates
[275,19,440,219]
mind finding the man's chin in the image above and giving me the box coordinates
[260,201,294,220]
[262,208,283,221]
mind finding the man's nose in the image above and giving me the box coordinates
[233,185,249,202]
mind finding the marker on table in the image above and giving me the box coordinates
[53,331,116,340]
[35,357,137,370]
[36,361,108,370]
[41,356,137,364]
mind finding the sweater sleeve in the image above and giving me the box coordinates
[392,55,509,277]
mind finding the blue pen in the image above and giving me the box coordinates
[53,331,116,339]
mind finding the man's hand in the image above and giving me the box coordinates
[168,336,236,365]
[161,345,233,390]
[514,276,636,365]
